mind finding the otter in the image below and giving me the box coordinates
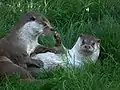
[67,34,100,66]
[29,33,100,74]
[0,12,57,79]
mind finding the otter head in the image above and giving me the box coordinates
[79,34,100,56]
[13,12,53,37]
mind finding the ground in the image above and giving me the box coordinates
[0,0,120,90]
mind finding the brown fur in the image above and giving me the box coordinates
[0,12,50,79]
[0,56,34,79]
[0,12,62,79]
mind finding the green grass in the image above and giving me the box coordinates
[0,0,120,89]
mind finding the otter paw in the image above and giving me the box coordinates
[54,31,61,46]
[54,31,61,41]
[27,59,44,68]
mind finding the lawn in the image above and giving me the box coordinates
[0,0,120,90]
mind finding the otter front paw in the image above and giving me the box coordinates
[54,31,61,46]
[26,59,44,68]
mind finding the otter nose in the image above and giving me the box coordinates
[84,45,91,49]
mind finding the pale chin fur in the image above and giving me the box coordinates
[17,21,44,55]
[31,36,100,72]
[69,37,100,64]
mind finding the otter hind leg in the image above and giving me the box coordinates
[0,56,34,79]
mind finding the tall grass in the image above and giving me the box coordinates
[0,0,120,89]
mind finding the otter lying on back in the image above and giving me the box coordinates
[29,33,100,74]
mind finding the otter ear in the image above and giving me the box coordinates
[96,39,101,43]
[80,34,83,37]
[29,16,36,21]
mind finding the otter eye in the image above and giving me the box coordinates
[29,16,36,21]
[82,40,85,44]
[92,42,95,46]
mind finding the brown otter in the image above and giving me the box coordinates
[0,12,56,79]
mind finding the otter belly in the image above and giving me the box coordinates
[30,52,63,71]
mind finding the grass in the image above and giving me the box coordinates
[0,0,120,89]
